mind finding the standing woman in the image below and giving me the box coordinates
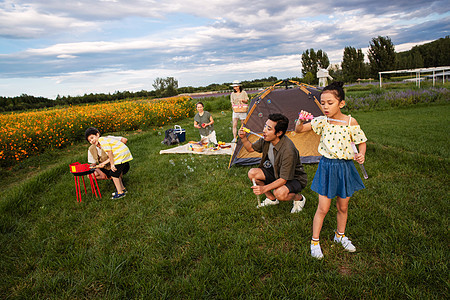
[230,80,249,143]
[194,102,218,145]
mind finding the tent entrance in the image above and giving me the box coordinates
[229,80,323,168]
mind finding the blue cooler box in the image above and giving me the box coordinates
[174,125,186,143]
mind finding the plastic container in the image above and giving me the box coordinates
[189,144,203,152]
[70,162,91,173]
[174,125,186,143]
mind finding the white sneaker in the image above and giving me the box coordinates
[290,194,306,213]
[334,234,356,252]
[311,243,324,259]
[257,198,279,208]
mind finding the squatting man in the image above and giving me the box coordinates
[238,113,307,213]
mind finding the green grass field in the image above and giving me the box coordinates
[1,104,449,299]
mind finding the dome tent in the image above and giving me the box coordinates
[228,80,324,168]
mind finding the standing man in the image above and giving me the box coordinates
[238,113,307,213]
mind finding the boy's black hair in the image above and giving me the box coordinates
[268,113,289,138]
[322,81,345,101]
[84,127,100,141]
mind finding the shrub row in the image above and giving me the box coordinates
[0,96,194,166]
[345,87,449,111]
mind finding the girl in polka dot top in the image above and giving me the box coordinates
[295,81,367,259]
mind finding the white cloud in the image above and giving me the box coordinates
[0,0,448,97]
[172,55,194,62]
[394,40,434,52]
[0,1,96,38]
[57,54,77,59]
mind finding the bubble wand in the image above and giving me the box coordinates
[351,142,369,179]
[252,178,262,208]
[298,111,346,124]
[242,127,264,139]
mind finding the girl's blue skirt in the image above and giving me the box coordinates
[311,156,365,199]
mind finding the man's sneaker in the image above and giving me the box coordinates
[311,243,324,259]
[334,234,356,252]
[257,198,279,208]
[291,194,306,213]
[112,189,127,197]
[111,192,126,200]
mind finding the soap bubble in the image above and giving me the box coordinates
[294,118,298,123]
[169,159,175,166]
[158,132,161,135]
[291,132,296,137]
[258,112,263,118]
[221,111,225,115]
[267,99,271,104]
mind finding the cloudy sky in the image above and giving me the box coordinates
[0,0,449,98]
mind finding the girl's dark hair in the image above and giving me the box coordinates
[84,127,100,141]
[322,81,345,101]
[196,102,204,107]
[233,86,243,93]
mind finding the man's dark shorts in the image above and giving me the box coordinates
[261,167,303,194]
[110,162,130,178]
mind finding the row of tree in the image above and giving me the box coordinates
[0,90,156,112]
[152,76,281,97]
[301,36,449,84]
[396,37,449,69]
[0,76,282,112]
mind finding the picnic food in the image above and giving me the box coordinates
[190,144,204,152]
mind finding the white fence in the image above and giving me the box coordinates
[379,66,450,88]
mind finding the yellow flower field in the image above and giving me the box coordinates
[0,96,194,166]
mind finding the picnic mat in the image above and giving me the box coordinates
[159,143,235,155]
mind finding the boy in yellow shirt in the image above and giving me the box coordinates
[85,127,133,199]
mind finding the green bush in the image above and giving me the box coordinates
[190,95,230,112]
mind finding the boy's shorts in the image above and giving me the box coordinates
[261,167,303,194]
[99,168,112,178]
[110,162,130,178]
